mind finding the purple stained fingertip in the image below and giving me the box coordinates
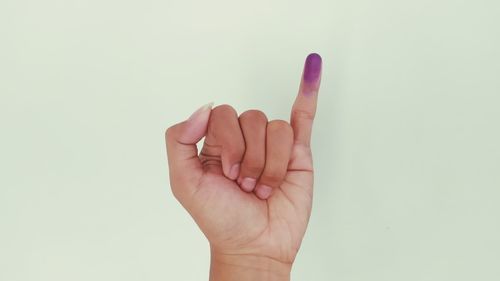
[303,53,322,83]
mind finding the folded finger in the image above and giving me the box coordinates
[201,104,245,180]
[255,120,294,200]
[237,110,268,192]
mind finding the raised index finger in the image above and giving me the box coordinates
[290,53,322,146]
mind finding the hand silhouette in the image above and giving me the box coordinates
[165,53,322,280]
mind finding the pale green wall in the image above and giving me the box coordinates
[1,0,499,280]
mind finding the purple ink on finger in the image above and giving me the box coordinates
[303,53,322,84]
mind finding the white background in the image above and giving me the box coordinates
[1,0,499,280]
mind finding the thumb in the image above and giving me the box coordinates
[165,102,213,199]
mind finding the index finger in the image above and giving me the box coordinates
[290,53,322,146]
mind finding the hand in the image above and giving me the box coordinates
[165,53,322,281]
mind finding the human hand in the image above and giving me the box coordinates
[165,53,322,281]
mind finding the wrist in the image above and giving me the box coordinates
[209,250,292,281]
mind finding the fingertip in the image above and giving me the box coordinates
[255,184,273,200]
[303,53,322,84]
[178,102,213,144]
[240,177,257,192]
[228,163,241,180]
[188,102,214,121]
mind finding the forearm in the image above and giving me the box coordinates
[209,251,292,281]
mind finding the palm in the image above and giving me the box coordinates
[189,145,313,263]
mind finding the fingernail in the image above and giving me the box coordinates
[188,102,214,121]
[240,177,257,192]
[255,184,273,200]
[229,163,240,180]
[179,102,213,144]
[303,53,322,84]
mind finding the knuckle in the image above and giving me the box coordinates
[291,109,315,122]
[164,126,176,142]
[164,122,186,143]
[240,109,268,124]
[267,119,293,135]
[213,104,237,116]
[224,139,246,155]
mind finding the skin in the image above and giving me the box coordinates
[165,53,322,281]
